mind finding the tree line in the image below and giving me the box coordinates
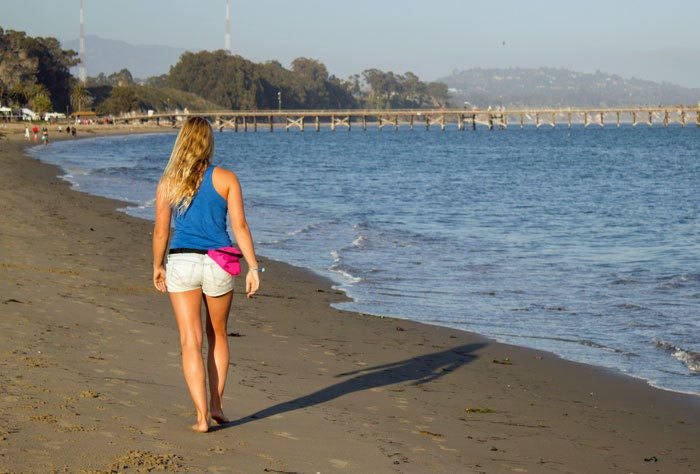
[158,50,449,111]
[0,28,77,114]
[1,28,450,115]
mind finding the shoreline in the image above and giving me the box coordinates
[1,123,698,472]
[27,123,699,397]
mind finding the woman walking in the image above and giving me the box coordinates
[152,117,261,432]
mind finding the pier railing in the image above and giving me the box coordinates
[115,106,700,131]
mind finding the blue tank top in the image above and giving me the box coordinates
[170,167,232,250]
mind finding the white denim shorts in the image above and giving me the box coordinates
[166,253,234,296]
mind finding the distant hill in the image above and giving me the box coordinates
[87,84,225,115]
[439,68,700,108]
[63,35,185,80]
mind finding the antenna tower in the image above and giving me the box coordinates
[225,0,231,53]
[78,0,87,82]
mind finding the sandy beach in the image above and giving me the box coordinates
[0,122,698,473]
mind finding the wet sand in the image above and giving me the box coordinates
[0,122,698,473]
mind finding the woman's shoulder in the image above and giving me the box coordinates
[212,166,238,182]
[211,166,241,197]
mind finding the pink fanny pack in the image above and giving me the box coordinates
[207,247,243,275]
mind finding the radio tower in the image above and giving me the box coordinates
[78,0,87,82]
[225,0,231,53]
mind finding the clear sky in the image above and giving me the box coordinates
[3,0,699,87]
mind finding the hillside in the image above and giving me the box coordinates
[63,35,185,80]
[440,68,700,108]
[87,84,224,114]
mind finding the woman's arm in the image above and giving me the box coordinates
[221,169,260,297]
[152,182,171,293]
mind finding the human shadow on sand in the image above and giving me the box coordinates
[221,342,486,429]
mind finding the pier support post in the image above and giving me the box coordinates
[616,112,620,128]
[535,113,540,129]
[394,116,399,132]
[488,114,493,131]
[471,114,476,130]
[410,115,414,131]
[234,117,238,132]
[315,116,320,132]
[681,110,687,127]
[664,110,669,127]
[648,111,653,128]
[253,115,257,132]
[457,114,464,131]
[285,116,304,132]
[362,115,367,131]
[243,116,248,132]
[520,113,524,129]
[697,111,700,127]
[632,111,638,127]
[583,112,589,128]
[568,112,572,129]
[269,115,273,132]
[331,114,336,132]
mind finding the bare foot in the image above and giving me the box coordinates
[211,410,230,425]
[191,417,210,433]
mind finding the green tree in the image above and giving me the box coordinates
[398,72,427,106]
[165,50,356,110]
[426,81,450,107]
[99,86,138,114]
[0,28,78,111]
[8,82,28,108]
[28,83,52,114]
[168,50,264,109]
[108,68,134,86]
[70,83,93,112]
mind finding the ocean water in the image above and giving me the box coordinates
[31,125,699,395]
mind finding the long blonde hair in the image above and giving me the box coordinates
[159,117,214,213]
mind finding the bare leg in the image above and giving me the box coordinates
[169,289,210,432]
[204,291,233,424]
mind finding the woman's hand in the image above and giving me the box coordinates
[153,266,167,293]
[246,269,260,298]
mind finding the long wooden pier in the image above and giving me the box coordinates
[118,107,700,131]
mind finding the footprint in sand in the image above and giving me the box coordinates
[394,397,409,410]
[42,440,65,450]
[271,431,299,440]
[329,459,349,468]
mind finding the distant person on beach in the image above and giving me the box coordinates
[24,126,30,141]
[41,129,48,145]
[32,125,38,143]
[66,125,70,135]
[71,127,76,138]
[152,116,261,433]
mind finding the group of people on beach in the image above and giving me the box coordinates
[24,124,77,145]
[24,125,50,145]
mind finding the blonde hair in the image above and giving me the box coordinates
[159,117,214,213]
